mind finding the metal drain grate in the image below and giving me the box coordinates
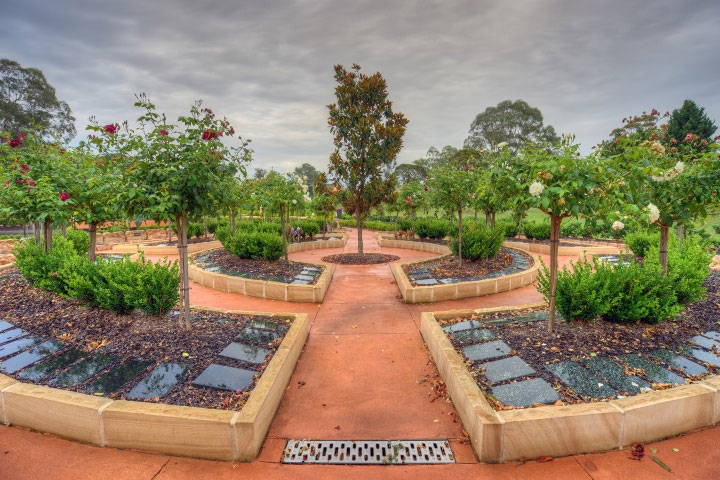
[282,439,455,465]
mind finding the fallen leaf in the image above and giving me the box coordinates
[536,456,553,463]
[629,443,644,461]
[672,448,679,452]
[650,455,672,472]
[182,352,189,357]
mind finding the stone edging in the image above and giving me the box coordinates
[420,305,720,462]
[111,240,222,256]
[376,233,451,255]
[188,248,334,303]
[390,247,540,304]
[0,307,310,461]
[503,239,625,256]
[286,232,348,253]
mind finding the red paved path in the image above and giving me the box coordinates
[3,229,719,478]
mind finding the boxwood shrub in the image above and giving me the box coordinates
[450,223,505,260]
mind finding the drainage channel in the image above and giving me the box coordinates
[282,439,455,465]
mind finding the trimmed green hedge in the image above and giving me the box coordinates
[450,223,505,260]
[14,238,179,315]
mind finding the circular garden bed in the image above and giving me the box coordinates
[321,253,400,265]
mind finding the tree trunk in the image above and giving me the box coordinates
[60,223,67,238]
[43,218,53,252]
[548,215,562,333]
[167,219,173,242]
[33,222,41,244]
[175,214,191,329]
[458,207,463,268]
[229,209,236,236]
[677,224,684,250]
[485,213,490,227]
[203,216,208,239]
[355,203,364,255]
[88,222,98,262]
[23,224,27,238]
[281,204,288,263]
[659,224,669,275]
[491,212,496,228]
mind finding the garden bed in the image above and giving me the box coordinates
[402,248,521,286]
[321,253,400,265]
[0,270,289,410]
[189,248,334,302]
[194,249,322,284]
[439,272,720,408]
[392,247,540,303]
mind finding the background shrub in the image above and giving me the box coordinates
[625,231,654,257]
[135,257,180,315]
[414,218,450,239]
[450,224,505,260]
[66,229,90,256]
[496,219,519,238]
[522,221,551,240]
[14,237,77,295]
[221,230,283,261]
[538,258,613,321]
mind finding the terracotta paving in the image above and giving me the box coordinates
[3,228,720,478]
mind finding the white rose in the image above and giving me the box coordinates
[529,181,545,197]
[497,142,509,149]
[292,199,297,205]
[648,203,660,223]
[674,161,685,174]
[612,221,624,231]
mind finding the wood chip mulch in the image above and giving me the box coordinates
[403,249,515,284]
[441,272,720,407]
[321,253,400,265]
[0,270,290,410]
[196,248,321,284]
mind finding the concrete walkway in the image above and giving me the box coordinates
[2,228,719,478]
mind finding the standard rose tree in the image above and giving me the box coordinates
[494,138,624,332]
[256,171,304,262]
[0,132,73,251]
[87,95,252,328]
[617,128,720,273]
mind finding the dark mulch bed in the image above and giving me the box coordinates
[0,270,289,410]
[321,253,400,265]
[402,248,520,285]
[441,272,720,408]
[195,248,321,284]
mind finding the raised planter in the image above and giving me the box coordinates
[189,248,334,303]
[421,306,720,462]
[0,308,310,461]
[391,248,540,304]
[376,232,451,255]
[504,239,625,257]
[111,239,222,256]
[287,232,348,253]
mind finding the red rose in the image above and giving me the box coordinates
[651,109,658,116]
[684,132,695,142]
[218,131,223,137]
[3,181,9,187]
[424,186,428,192]
[104,124,117,134]
[59,192,70,202]
[202,130,211,140]
[159,129,168,136]
[1,137,8,143]
[21,164,30,171]
[9,138,21,148]
[18,133,26,139]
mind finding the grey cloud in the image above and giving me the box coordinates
[1,0,718,173]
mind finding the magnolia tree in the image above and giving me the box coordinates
[0,132,73,251]
[327,64,408,254]
[87,95,251,328]
[257,171,304,262]
[428,150,480,266]
[494,139,624,332]
[618,131,720,272]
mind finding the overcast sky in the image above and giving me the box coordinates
[2,0,719,174]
